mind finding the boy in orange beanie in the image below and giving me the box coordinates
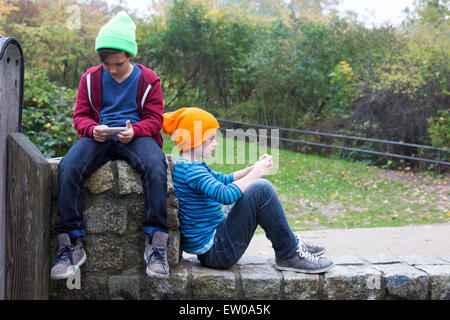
[163,107,333,273]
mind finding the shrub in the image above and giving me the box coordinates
[427,109,450,149]
[22,68,77,158]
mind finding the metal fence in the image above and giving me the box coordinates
[216,118,450,174]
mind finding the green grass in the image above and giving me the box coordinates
[162,134,450,232]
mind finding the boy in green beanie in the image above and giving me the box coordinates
[50,11,170,280]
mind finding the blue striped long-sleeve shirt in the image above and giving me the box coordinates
[173,157,243,254]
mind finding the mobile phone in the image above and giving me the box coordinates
[102,127,127,133]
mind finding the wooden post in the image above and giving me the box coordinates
[0,36,24,300]
[6,133,51,299]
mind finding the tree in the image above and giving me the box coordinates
[4,0,118,88]
[0,0,19,34]
[413,0,449,25]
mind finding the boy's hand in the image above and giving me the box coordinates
[253,157,273,178]
[258,153,272,162]
[93,125,112,142]
[116,120,134,144]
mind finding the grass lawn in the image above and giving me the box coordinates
[162,134,450,232]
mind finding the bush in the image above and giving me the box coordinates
[22,68,77,158]
[428,109,450,149]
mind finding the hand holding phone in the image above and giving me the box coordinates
[115,120,134,144]
[93,125,112,142]
[102,127,127,133]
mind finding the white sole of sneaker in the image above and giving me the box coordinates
[275,263,334,274]
[50,250,87,280]
[145,268,170,279]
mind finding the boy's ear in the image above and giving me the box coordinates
[172,128,191,150]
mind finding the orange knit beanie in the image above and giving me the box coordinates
[162,107,220,152]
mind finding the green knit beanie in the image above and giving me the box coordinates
[95,11,138,57]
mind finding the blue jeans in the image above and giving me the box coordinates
[54,135,168,239]
[197,179,298,269]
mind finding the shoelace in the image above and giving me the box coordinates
[294,235,320,262]
[297,245,320,262]
[51,245,74,267]
[295,235,313,251]
[145,247,168,271]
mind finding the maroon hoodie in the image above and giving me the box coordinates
[73,63,164,148]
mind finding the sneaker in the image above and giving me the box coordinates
[275,243,334,274]
[50,233,87,280]
[303,242,326,256]
[144,231,169,279]
[296,235,326,256]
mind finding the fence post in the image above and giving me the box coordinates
[0,36,24,300]
[387,143,391,170]
[303,133,307,154]
[438,149,441,175]
[342,137,346,160]
[6,133,51,300]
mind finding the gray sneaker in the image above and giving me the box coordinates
[275,244,334,274]
[50,233,87,280]
[144,231,169,279]
[303,242,326,256]
[296,235,326,256]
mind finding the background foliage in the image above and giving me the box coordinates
[1,0,448,164]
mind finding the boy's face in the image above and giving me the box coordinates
[201,131,218,159]
[102,51,132,80]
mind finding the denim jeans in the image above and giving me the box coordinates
[197,179,298,269]
[54,135,168,239]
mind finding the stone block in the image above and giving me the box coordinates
[116,160,144,195]
[49,158,115,195]
[415,264,450,300]
[120,233,144,275]
[327,255,365,265]
[141,263,190,300]
[166,154,175,193]
[322,265,384,300]
[281,271,320,300]
[48,157,62,199]
[168,229,180,266]
[83,200,127,234]
[80,275,110,300]
[115,155,175,195]
[167,195,180,230]
[84,161,114,194]
[189,260,237,299]
[83,236,125,273]
[439,257,450,264]
[49,274,109,300]
[239,264,281,300]
[237,256,272,266]
[399,255,448,266]
[124,198,145,232]
[361,255,403,265]
[108,275,140,300]
[373,263,429,300]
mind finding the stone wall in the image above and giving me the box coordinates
[48,155,180,299]
[181,255,450,300]
[47,155,450,300]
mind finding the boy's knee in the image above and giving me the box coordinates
[58,157,82,175]
[247,178,276,195]
[140,152,167,173]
